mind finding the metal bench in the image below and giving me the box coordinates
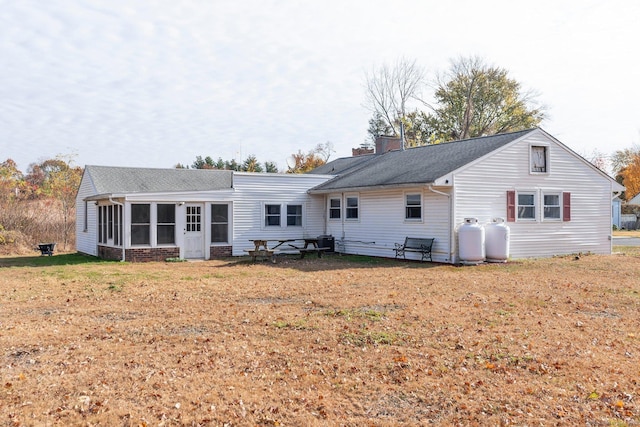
[37,243,56,256]
[394,237,434,262]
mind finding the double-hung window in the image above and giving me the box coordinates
[517,193,536,220]
[264,204,281,227]
[287,204,302,226]
[345,196,359,220]
[543,193,561,220]
[405,193,422,220]
[329,198,341,219]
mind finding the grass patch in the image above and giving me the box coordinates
[0,252,111,267]
[324,307,385,321]
[340,330,402,346]
[272,319,310,330]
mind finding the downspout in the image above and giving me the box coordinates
[428,185,453,263]
[109,197,126,262]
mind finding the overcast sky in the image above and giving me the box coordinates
[2,0,639,173]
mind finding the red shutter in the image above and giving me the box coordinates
[507,190,516,222]
[563,192,571,221]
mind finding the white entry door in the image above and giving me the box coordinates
[184,204,204,259]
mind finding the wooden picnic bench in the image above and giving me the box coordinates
[246,238,331,262]
[298,238,330,259]
[245,239,276,262]
[394,237,434,262]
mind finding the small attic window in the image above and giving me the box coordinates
[531,146,548,173]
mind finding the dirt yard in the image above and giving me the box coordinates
[1,249,639,426]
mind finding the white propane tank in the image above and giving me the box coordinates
[485,217,510,263]
[458,218,485,264]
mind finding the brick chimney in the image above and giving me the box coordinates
[352,147,374,156]
[375,136,402,154]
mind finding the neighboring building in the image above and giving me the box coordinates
[76,166,332,261]
[612,196,622,229]
[76,128,624,263]
[628,193,640,205]
[309,128,624,263]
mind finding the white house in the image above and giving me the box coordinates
[76,128,624,263]
[76,166,332,261]
[309,128,624,263]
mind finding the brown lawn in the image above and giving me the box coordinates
[1,249,639,426]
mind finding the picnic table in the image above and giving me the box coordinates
[245,238,330,262]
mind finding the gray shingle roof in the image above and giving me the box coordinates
[84,165,233,195]
[309,129,535,192]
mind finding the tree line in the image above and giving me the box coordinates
[179,142,334,174]
[0,157,82,252]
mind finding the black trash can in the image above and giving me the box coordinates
[317,235,335,253]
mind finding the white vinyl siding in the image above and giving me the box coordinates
[323,188,451,263]
[453,131,614,260]
[230,173,333,256]
[75,171,98,256]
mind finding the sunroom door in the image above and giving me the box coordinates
[184,204,204,259]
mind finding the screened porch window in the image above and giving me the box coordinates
[211,204,229,243]
[157,204,176,244]
[131,204,150,245]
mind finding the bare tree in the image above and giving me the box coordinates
[364,58,426,136]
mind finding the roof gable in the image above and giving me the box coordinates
[84,166,233,195]
[309,129,535,192]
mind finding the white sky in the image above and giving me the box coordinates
[2,0,639,173]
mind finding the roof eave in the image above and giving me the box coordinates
[308,181,436,195]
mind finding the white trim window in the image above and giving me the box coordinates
[264,204,281,227]
[543,193,561,220]
[345,195,359,220]
[329,197,341,220]
[517,192,536,220]
[405,193,422,221]
[530,145,549,173]
[287,204,303,226]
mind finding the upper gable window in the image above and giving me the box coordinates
[531,146,548,173]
